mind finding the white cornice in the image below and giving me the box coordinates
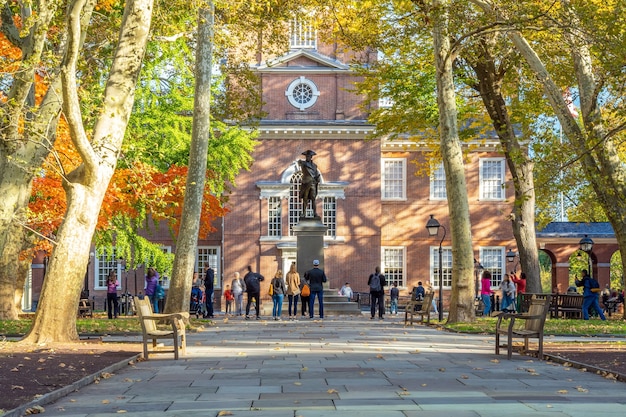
[258,49,350,72]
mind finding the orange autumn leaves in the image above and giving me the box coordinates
[29,126,227,253]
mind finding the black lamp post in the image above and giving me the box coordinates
[426,214,446,321]
[579,235,594,278]
[118,257,127,315]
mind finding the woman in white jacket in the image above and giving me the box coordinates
[499,274,516,312]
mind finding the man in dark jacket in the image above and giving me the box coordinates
[304,259,327,319]
[368,266,387,320]
[204,266,215,318]
[244,265,264,319]
[575,269,606,321]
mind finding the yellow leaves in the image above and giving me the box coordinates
[490,359,500,364]
[102,400,110,404]
[217,411,234,416]
[327,388,338,394]
[576,386,589,393]
[293,382,302,386]
[557,389,568,394]
[24,405,45,414]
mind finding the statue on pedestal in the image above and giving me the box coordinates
[297,150,321,218]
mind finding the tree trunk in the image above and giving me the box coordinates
[166,4,214,315]
[0,0,93,320]
[432,0,475,322]
[467,45,542,293]
[22,0,154,344]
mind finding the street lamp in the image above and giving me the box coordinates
[579,234,594,277]
[426,214,446,321]
[506,249,519,272]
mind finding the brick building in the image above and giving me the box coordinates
[25,23,517,313]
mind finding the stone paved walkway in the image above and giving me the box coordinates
[38,315,626,417]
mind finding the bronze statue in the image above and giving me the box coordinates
[298,150,321,218]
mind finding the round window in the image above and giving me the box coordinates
[285,76,320,110]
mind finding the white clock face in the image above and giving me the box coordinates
[286,76,320,110]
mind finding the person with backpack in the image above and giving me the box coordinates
[575,269,606,320]
[368,266,387,320]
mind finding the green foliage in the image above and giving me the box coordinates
[96,221,176,275]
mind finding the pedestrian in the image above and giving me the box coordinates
[575,269,606,320]
[244,265,264,320]
[204,266,215,318]
[389,283,399,315]
[368,266,386,320]
[510,271,526,312]
[481,271,492,317]
[285,262,301,320]
[300,274,310,318]
[304,259,327,319]
[499,273,516,313]
[224,284,234,316]
[271,270,286,320]
[106,270,119,319]
[425,281,438,313]
[340,282,353,301]
[145,267,160,313]
[231,272,245,316]
[192,271,202,287]
[413,281,425,300]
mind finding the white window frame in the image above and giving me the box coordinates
[322,196,337,237]
[480,247,505,288]
[94,248,123,290]
[479,158,506,201]
[381,246,406,288]
[289,19,317,49]
[381,158,406,200]
[285,76,320,110]
[268,196,282,237]
[430,246,453,288]
[430,163,447,200]
[197,246,221,289]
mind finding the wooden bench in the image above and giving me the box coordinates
[404,292,434,325]
[495,294,551,360]
[136,297,188,360]
[77,299,93,318]
[520,293,583,319]
[552,294,583,318]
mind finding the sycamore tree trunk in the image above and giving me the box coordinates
[23,0,154,344]
[166,4,214,314]
[467,41,542,293]
[0,0,95,320]
[432,0,475,323]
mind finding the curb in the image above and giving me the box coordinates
[544,353,625,383]
[3,353,141,417]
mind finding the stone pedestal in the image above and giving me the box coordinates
[293,217,327,288]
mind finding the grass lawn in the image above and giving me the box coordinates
[0,313,212,336]
[1,313,625,337]
[443,316,626,336]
